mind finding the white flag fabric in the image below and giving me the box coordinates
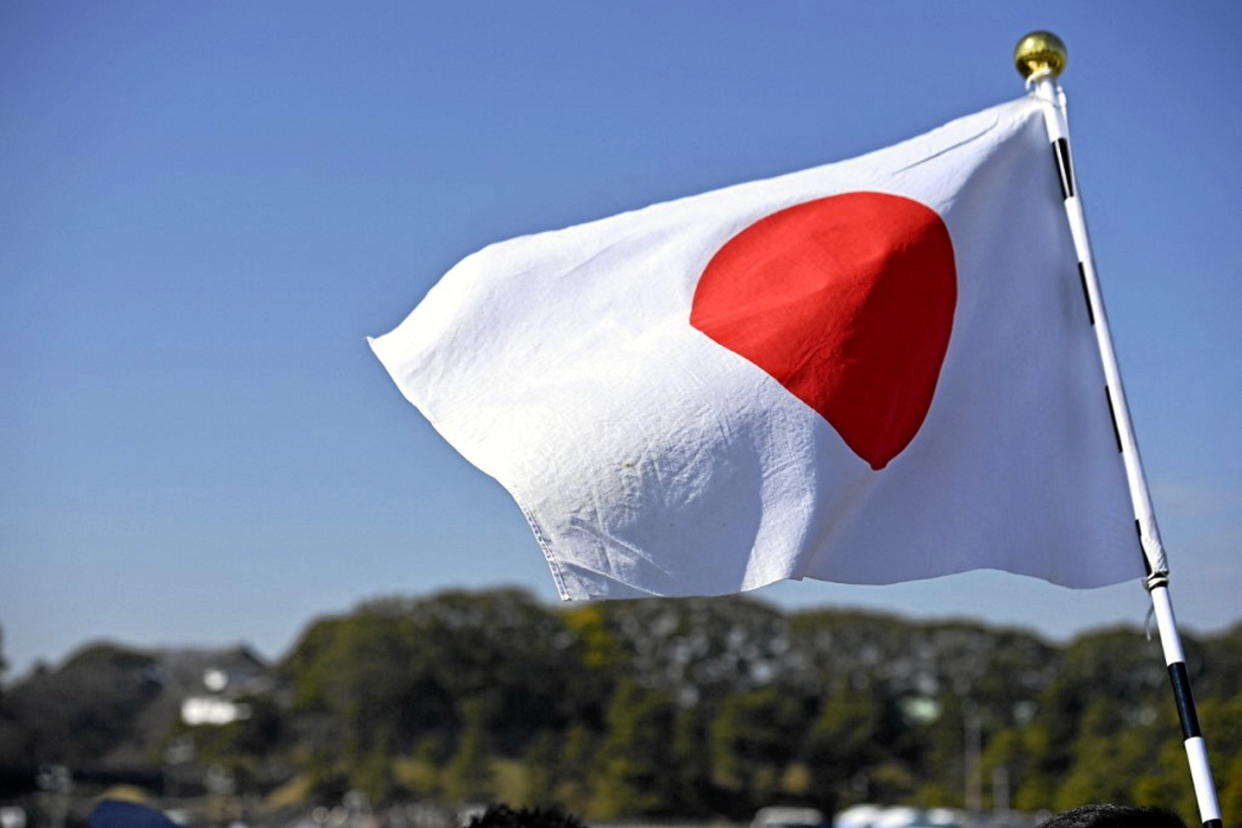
[370,95,1141,600]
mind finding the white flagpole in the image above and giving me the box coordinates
[1014,32,1222,827]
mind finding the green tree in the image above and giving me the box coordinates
[158,693,284,791]
[522,731,560,807]
[1053,700,1158,810]
[0,626,17,764]
[305,748,352,807]
[669,705,713,815]
[589,679,678,818]
[803,679,886,812]
[351,750,401,804]
[4,643,161,764]
[710,686,805,810]
[556,724,596,815]
[1010,674,1082,809]
[280,589,588,765]
[444,696,495,804]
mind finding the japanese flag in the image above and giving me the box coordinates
[370,95,1141,600]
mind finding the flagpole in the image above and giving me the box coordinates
[1013,31,1222,828]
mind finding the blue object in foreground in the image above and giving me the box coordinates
[89,799,180,828]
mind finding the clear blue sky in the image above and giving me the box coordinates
[3,2,1240,676]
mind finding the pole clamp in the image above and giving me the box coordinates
[1145,571,1170,591]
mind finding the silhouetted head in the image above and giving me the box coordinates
[1040,804,1187,828]
[466,804,587,828]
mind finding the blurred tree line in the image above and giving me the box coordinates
[2,589,1241,824]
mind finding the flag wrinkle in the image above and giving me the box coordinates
[891,110,1002,175]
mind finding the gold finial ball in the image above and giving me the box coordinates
[1014,30,1067,79]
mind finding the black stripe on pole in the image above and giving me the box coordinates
[1168,662,1203,740]
[1204,820,1222,828]
[1104,387,1123,452]
[1077,262,1095,325]
[1136,520,1152,575]
[1053,137,1074,199]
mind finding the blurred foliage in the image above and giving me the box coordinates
[444,696,497,804]
[589,679,678,817]
[0,642,161,765]
[3,590,1242,824]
